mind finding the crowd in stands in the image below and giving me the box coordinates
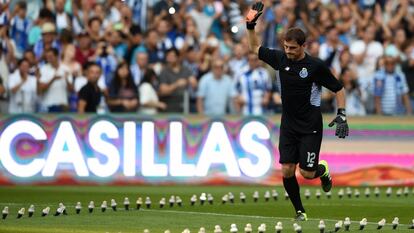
[0,0,413,116]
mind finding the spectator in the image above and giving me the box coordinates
[61,44,83,112]
[8,58,39,113]
[0,17,16,72]
[94,40,118,87]
[130,51,148,86]
[107,62,139,112]
[402,47,414,110]
[39,48,73,112]
[197,59,236,116]
[78,62,102,113]
[158,48,195,113]
[139,68,166,115]
[10,1,31,59]
[228,43,247,78]
[75,31,95,66]
[234,53,272,116]
[339,67,366,116]
[0,75,4,96]
[28,8,54,47]
[23,50,38,76]
[33,22,60,61]
[374,55,412,115]
[54,0,71,32]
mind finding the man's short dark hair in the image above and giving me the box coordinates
[46,48,59,57]
[84,62,101,71]
[284,28,306,46]
[17,1,27,10]
[165,47,180,57]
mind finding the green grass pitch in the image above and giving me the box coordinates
[0,186,413,233]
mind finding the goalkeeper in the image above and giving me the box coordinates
[246,2,349,221]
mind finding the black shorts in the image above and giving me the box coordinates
[278,127,323,171]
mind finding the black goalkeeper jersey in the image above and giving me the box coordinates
[258,46,343,134]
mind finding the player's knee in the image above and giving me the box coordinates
[300,169,315,179]
[282,164,296,178]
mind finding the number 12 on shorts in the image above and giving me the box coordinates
[306,152,316,168]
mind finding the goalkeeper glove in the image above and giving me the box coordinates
[328,108,349,139]
[246,2,264,30]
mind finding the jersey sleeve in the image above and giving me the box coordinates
[258,46,284,70]
[315,62,343,93]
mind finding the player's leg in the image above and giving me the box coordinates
[298,132,332,192]
[279,129,307,221]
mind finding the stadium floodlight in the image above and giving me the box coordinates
[409,219,414,229]
[315,189,321,200]
[136,197,142,210]
[214,225,222,233]
[284,191,289,201]
[318,220,325,233]
[293,223,302,233]
[403,187,409,197]
[75,202,81,214]
[207,194,214,205]
[143,229,150,233]
[101,201,107,212]
[359,218,367,230]
[165,230,171,233]
[338,189,344,199]
[326,191,332,199]
[230,223,238,233]
[222,194,228,204]
[386,187,392,197]
[200,193,207,205]
[392,217,399,230]
[111,199,117,211]
[304,189,311,200]
[124,197,130,210]
[145,197,151,209]
[374,187,380,197]
[159,198,166,208]
[28,205,35,217]
[228,192,235,203]
[377,218,386,230]
[344,217,351,231]
[365,188,370,198]
[253,191,259,202]
[176,196,182,207]
[244,223,252,233]
[334,220,343,232]
[41,207,50,217]
[258,223,266,233]
[169,196,175,207]
[191,195,197,206]
[198,227,206,233]
[2,206,8,219]
[272,189,278,201]
[264,190,270,202]
[396,188,402,197]
[182,228,190,233]
[275,221,283,233]
[240,192,246,203]
[88,201,95,213]
[17,208,25,219]
[346,187,352,198]
[354,189,360,198]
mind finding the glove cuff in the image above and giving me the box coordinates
[337,108,346,116]
[246,22,256,30]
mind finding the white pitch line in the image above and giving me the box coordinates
[141,209,412,227]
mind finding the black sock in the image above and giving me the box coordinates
[314,164,326,178]
[283,176,305,213]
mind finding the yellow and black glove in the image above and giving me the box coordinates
[246,1,264,30]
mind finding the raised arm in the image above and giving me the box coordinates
[246,2,264,55]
